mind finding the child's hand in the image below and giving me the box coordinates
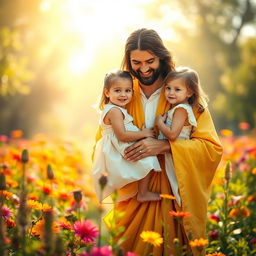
[155,114,166,127]
[142,127,156,138]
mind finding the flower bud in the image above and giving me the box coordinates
[47,164,54,180]
[0,173,6,191]
[225,161,232,182]
[99,174,108,191]
[73,190,82,204]
[21,149,29,164]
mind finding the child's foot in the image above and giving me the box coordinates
[137,191,161,202]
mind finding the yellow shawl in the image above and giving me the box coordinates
[93,79,222,255]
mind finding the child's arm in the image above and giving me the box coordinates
[105,107,155,142]
[156,108,188,141]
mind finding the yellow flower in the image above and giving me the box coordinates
[27,200,52,212]
[189,238,208,248]
[140,231,163,247]
[252,167,256,175]
[160,194,176,200]
[27,200,42,210]
[220,129,233,137]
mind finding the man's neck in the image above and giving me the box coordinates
[139,77,163,98]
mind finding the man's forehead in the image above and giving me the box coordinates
[130,49,157,61]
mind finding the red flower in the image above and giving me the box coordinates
[12,154,21,161]
[209,214,220,222]
[5,219,16,227]
[250,237,256,245]
[73,220,99,244]
[208,229,219,240]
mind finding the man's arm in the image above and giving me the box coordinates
[124,137,171,161]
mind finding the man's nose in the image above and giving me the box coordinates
[140,63,149,73]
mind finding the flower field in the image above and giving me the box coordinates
[0,130,255,256]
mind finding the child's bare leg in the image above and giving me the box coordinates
[137,170,161,202]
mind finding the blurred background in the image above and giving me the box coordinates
[0,0,256,149]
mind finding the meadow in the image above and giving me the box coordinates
[0,129,255,256]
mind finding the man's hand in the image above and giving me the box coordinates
[124,137,171,161]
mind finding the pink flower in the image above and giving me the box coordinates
[80,246,112,256]
[89,246,112,256]
[0,135,8,143]
[73,220,98,244]
[126,252,140,256]
[1,206,12,220]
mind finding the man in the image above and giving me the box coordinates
[96,28,222,255]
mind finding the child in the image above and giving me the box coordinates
[92,69,161,202]
[155,67,208,206]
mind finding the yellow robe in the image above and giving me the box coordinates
[94,79,222,255]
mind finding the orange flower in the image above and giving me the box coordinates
[229,206,250,218]
[2,191,14,200]
[239,122,250,131]
[160,194,176,200]
[31,219,59,238]
[169,211,191,218]
[27,193,39,201]
[220,129,233,137]
[247,195,255,203]
[58,217,72,230]
[140,231,163,247]
[206,253,225,256]
[252,168,256,175]
[11,130,23,138]
[189,238,208,248]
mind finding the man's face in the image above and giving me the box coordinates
[130,50,161,86]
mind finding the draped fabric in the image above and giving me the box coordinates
[93,78,222,255]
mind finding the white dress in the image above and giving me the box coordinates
[158,103,197,206]
[92,104,161,202]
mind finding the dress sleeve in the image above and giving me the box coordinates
[168,104,197,127]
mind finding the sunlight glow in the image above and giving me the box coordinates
[62,0,145,74]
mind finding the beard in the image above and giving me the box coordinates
[131,64,163,86]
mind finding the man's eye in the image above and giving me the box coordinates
[147,60,154,64]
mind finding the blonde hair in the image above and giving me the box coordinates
[99,69,133,110]
[163,67,208,113]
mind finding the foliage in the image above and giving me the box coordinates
[0,27,32,96]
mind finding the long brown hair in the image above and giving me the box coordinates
[121,28,175,77]
[98,69,133,110]
[163,67,208,113]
